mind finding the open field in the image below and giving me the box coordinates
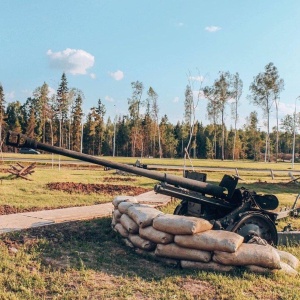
[0,157,299,299]
[0,211,299,299]
[2,152,300,171]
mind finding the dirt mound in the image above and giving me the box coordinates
[103,177,137,182]
[46,182,150,196]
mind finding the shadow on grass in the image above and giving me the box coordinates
[2,218,247,281]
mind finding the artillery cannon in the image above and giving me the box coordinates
[6,131,300,245]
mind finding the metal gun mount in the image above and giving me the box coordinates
[6,131,300,245]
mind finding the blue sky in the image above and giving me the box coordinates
[1,1,300,129]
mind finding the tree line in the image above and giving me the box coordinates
[0,62,299,161]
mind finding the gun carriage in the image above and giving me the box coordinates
[6,131,300,245]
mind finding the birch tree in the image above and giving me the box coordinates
[128,81,143,156]
[148,87,162,158]
[231,73,243,160]
[249,63,282,162]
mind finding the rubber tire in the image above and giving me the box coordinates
[230,213,278,245]
[174,201,188,215]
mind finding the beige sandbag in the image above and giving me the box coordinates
[153,214,213,235]
[175,230,243,253]
[128,234,156,251]
[118,202,137,214]
[213,244,281,269]
[155,243,211,262]
[245,265,272,274]
[127,205,163,228]
[120,214,139,233]
[246,262,298,277]
[278,262,298,276]
[139,226,174,244]
[276,249,299,270]
[181,260,234,272]
[122,238,134,248]
[114,223,129,238]
[111,215,117,228]
[135,249,179,267]
[112,195,138,208]
[113,209,122,222]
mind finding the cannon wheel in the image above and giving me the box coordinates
[174,201,188,215]
[230,213,278,245]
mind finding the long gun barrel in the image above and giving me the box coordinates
[6,131,227,198]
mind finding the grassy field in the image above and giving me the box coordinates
[2,152,300,171]
[0,156,299,299]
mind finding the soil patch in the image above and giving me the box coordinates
[103,176,137,182]
[46,182,150,195]
[0,204,86,215]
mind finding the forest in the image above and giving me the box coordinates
[0,62,298,161]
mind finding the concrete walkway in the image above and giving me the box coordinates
[0,191,172,234]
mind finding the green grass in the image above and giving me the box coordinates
[0,158,299,298]
[0,216,298,300]
[0,166,155,210]
[0,159,300,226]
[2,152,300,171]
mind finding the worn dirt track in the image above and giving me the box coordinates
[46,182,150,195]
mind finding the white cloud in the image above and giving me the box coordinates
[46,48,95,75]
[48,86,56,97]
[5,91,15,101]
[90,73,96,79]
[109,70,124,81]
[189,75,204,82]
[278,102,295,116]
[205,26,221,32]
[22,89,32,97]
[193,90,205,99]
[173,96,179,103]
[105,95,114,102]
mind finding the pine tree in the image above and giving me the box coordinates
[71,94,83,151]
[56,73,69,147]
[94,99,106,155]
[26,107,36,138]
[34,82,50,142]
[6,101,22,133]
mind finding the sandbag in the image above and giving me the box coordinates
[127,205,163,228]
[122,238,134,248]
[120,214,139,233]
[181,260,234,272]
[135,249,179,267]
[155,243,211,262]
[278,262,298,276]
[114,223,129,238]
[153,214,213,235]
[113,209,122,223]
[118,202,137,214]
[246,262,298,277]
[128,234,156,251]
[175,230,243,253]
[276,249,299,270]
[111,215,117,228]
[213,244,281,269]
[112,196,138,208]
[139,226,174,244]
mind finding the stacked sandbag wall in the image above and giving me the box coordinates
[111,196,299,276]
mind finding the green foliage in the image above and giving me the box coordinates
[1,64,299,161]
